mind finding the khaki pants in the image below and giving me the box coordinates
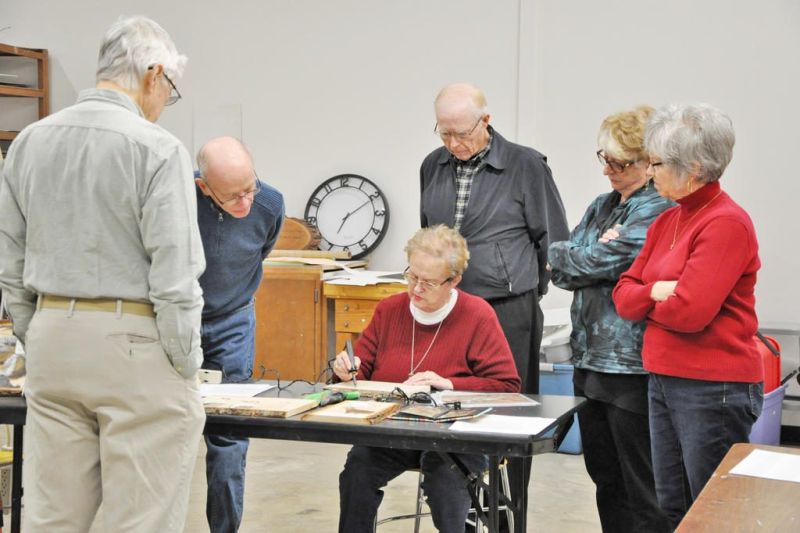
[23,305,205,532]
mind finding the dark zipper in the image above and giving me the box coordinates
[495,243,512,292]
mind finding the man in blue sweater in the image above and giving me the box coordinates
[195,136,285,533]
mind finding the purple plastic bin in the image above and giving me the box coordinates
[749,385,786,445]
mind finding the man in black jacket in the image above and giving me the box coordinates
[421,84,569,530]
[421,82,569,395]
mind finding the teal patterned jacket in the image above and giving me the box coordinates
[548,183,673,373]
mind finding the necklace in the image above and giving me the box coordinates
[409,318,444,376]
[670,191,722,249]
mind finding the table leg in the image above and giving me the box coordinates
[11,423,22,533]
[487,455,500,532]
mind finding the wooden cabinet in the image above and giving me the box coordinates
[253,264,325,382]
[253,265,406,382]
[323,282,407,354]
[0,44,49,157]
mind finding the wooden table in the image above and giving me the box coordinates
[677,443,800,531]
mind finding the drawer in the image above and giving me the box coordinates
[335,299,378,333]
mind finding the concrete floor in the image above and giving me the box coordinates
[183,439,601,532]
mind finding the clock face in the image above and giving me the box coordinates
[304,174,390,259]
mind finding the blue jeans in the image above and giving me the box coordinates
[648,374,762,529]
[202,302,255,533]
[338,446,487,533]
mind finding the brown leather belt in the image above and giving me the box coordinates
[40,295,155,318]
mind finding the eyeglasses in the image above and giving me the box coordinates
[203,174,262,206]
[403,266,453,290]
[147,65,181,106]
[434,116,484,141]
[596,150,635,174]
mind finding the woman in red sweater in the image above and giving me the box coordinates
[613,103,763,529]
[333,225,520,533]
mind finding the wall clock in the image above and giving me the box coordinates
[304,174,390,259]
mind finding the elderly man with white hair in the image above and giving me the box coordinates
[0,16,205,531]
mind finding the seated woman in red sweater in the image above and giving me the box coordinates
[613,103,763,529]
[333,224,520,533]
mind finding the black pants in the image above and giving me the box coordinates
[574,386,670,533]
[487,289,543,394]
[486,290,542,531]
[338,446,486,533]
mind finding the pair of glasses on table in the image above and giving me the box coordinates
[376,388,462,410]
[373,387,439,406]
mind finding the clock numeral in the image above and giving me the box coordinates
[369,191,380,200]
[343,246,350,254]
[358,180,365,190]
[309,197,321,207]
[359,241,368,251]
[340,176,350,187]
[371,227,381,236]
[375,209,386,217]
[306,216,317,226]
[323,183,333,194]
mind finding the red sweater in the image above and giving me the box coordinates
[354,290,521,392]
[613,181,762,383]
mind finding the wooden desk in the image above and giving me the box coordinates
[322,281,406,354]
[677,443,800,532]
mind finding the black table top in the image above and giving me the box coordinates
[0,383,584,457]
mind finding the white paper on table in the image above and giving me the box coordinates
[449,414,556,436]
[199,383,275,398]
[324,269,406,286]
[728,449,800,483]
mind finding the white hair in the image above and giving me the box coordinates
[645,103,735,183]
[96,16,187,92]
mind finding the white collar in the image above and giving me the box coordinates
[409,289,458,325]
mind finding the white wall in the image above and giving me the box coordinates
[2,0,799,325]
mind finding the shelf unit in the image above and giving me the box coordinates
[0,43,49,154]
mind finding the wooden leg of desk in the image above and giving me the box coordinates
[11,424,22,533]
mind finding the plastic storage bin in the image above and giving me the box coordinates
[541,308,572,363]
[539,363,582,454]
[749,384,786,445]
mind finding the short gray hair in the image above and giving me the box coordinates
[644,103,735,183]
[404,225,470,276]
[96,16,187,92]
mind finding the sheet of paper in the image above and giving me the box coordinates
[435,391,540,408]
[324,269,406,286]
[200,383,275,398]
[449,414,555,436]
[728,449,800,483]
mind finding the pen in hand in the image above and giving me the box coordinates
[345,339,358,387]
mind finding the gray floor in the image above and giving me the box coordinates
[183,439,601,532]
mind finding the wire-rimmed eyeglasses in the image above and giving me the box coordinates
[403,267,453,291]
[203,174,262,206]
[434,116,484,141]
[147,65,181,106]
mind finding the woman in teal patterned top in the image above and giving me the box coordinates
[548,105,672,533]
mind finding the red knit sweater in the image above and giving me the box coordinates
[354,289,521,392]
[613,181,762,383]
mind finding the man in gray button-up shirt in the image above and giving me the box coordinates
[0,17,205,531]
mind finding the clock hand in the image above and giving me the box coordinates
[336,200,372,233]
[336,212,351,233]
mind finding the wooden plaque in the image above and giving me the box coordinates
[274,217,321,250]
